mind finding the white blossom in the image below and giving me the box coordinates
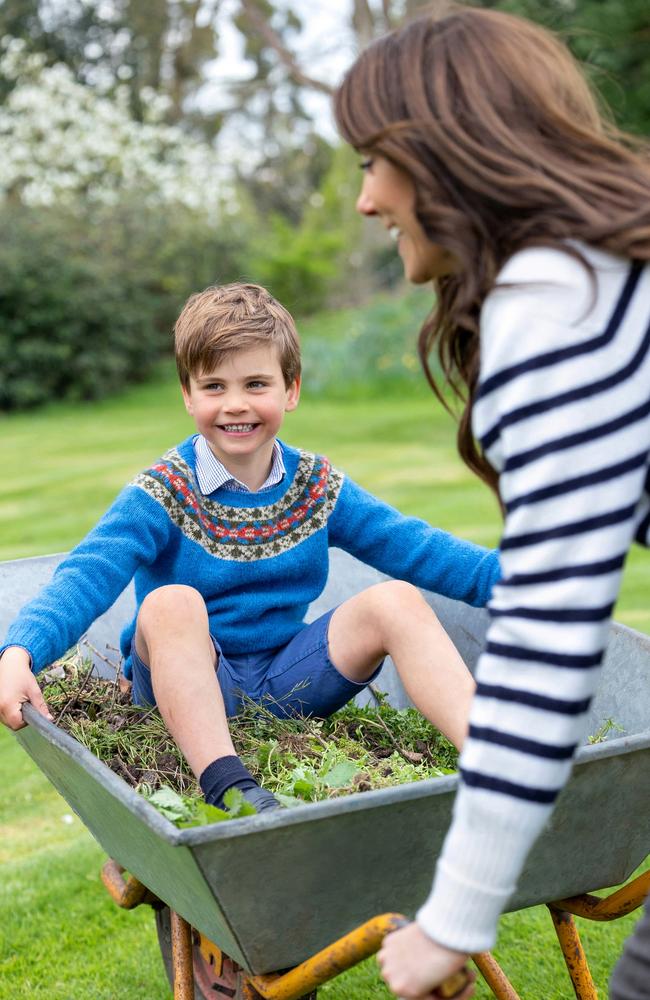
[0,37,233,219]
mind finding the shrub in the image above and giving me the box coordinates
[0,203,249,410]
[0,207,154,408]
[301,287,436,398]
[246,213,344,317]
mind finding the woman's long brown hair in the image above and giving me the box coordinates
[334,4,650,494]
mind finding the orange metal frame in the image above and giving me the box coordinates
[195,914,468,1000]
[101,859,649,1000]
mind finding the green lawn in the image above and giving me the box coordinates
[2,363,649,998]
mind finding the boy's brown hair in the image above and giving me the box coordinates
[174,282,301,389]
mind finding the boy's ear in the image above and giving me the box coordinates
[181,384,194,416]
[285,375,301,412]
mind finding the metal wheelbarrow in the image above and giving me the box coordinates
[2,549,649,999]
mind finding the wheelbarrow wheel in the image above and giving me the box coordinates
[155,905,317,999]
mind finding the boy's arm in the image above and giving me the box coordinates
[0,485,171,676]
[328,476,500,606]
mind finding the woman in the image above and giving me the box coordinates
[335,6,650,999]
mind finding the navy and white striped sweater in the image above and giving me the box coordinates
[418,243,650,952]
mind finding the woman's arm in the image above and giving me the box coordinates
[418,247,650,952]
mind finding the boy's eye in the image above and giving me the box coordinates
[204,382,223,391]
[247,380,268,389]
[359,157,374,171]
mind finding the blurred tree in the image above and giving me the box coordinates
[0,37,229,213]
[418,1,649,136]
[0,0,646,321]
[123,0,222,135]
[226,0,429,196]
[489,0,650,136]
[0,0,221,135]
[0,193,251,410]
[242,143,365,314]
[1,1,646,138]
[234,128,334,225]
[233,0,435,98]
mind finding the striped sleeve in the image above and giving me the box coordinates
[417,245,650,952]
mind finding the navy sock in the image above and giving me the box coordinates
[199,755,278,811]
[199,755,257,806]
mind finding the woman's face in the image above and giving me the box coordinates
[355,154,456,283]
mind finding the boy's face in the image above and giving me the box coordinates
[181,345,300,472]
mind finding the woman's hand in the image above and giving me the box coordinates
[0,646,53,730]
[378,921,475,999]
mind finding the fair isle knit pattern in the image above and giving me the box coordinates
[131,447,343,561]
[418,244,650,954]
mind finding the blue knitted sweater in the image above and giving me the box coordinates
[3,437,500,677]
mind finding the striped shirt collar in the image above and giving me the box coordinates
[194,434,285,495]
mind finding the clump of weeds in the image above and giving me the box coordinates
[38,645,459,824]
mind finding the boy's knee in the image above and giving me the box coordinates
[363,580,428,634]
[373,579,424,612]
[138,584,207,626]
[136,586,212,669]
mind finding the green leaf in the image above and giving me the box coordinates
[317,749,337,775]
[255,741,276,769]
[322,760,359,788]
[287,765,319,799]
[144,786,193,822]
[145,786,259,827]
[183,801,231,826]
[222,787,258,818]
[275,792,303,809]
[293,778,317,799]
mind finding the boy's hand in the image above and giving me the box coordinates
[0,647,53,730]
[378,922,474,999]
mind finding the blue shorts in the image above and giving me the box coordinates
[130,607,381,719]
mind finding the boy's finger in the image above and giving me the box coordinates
[25,677,54,722]
[1,701,27,730]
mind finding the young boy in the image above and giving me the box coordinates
[0,283,499,813]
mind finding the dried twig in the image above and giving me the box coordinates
[365,686,423,764]
[111,703,158,734]
[53,656,96,725]
[81,639,118,671]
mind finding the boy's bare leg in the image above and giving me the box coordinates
[328,581,474,749]
[134,584,235,776]
[135,584,279,812]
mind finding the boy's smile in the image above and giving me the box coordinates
[182,345,300,491]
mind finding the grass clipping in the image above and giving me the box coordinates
[38,648,458,827]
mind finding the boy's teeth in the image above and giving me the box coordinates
[389,225,401,242]
[223,423,254,432]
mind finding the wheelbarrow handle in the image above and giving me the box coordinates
[100,859,156,909]
[390,916,470,999]
[247,913,470,1000]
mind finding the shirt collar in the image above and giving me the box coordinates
[194,435,285,495]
